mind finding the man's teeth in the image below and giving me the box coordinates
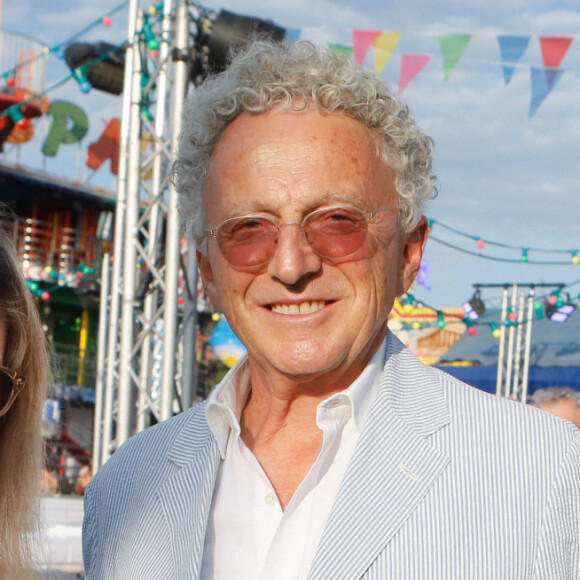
[271,301,326,315]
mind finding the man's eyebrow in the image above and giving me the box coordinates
[223,192,368,217]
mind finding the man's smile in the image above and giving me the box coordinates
[269,300,330,315]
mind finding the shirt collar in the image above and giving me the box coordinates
[316,338,386,432]
[206,357,251,458]
[205,337,387,459]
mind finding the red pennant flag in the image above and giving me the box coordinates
[539,36,573,68]
[398,54,432,94]
[353,30,382,65]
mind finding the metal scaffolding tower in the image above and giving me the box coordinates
[89,1,290,471]
[489,282,565,403]
[92,0,195,471]
[495,284,535,402]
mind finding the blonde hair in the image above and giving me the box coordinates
[0,222,49,579]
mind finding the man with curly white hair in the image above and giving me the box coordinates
[533,386,580,429]
[83,41,579,579]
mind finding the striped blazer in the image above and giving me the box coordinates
[83,333,580,579]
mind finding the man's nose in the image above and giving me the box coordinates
[266,224,322,286]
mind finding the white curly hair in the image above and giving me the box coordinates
[173,40,436,246]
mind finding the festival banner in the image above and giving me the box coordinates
[398,53,432,94]
[539,36,573,69]
[497,35,530,85]
[329,44,354,59]
[439,34,471,81]
[373,32,401,75]
[529,66,564,118]
[353,30,382,65]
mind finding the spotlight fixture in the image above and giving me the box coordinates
[64,11,287,94]
[74,272,101,311]
[64,42,126,95]
[189,9,286,84]
[463,289,485,321]
[546,302,575,323]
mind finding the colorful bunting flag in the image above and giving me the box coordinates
[439,34,471,80]
[398,53,432,94]
[284,28,302,45]
[353,30,382,65]
[529,67,564,118]
[373,31,401,75]
[539,36,573,69]
[497,35,530,85]
[329,44,354,59]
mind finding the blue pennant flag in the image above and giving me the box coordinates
[284,28,302,45]
[498,35,530,85]
[530,67,564,118]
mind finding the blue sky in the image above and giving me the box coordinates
[2,0,580,311]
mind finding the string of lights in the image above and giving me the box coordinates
[0,3,170,123]
[428,235,578,265]
[428,219,579,264]
[401,279,580,337]
[0,39,129,124]
[2,3,578,335]
[0,1,129,84]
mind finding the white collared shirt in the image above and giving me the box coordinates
[200,338,387,580]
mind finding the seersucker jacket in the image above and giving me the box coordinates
[82,333,580,579]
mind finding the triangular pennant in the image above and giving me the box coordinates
[373,31,401,75]
[497,35,530,85]
[284,28,302,46]
[540,36,573,69]
[353,30,382,65]
[545,67,562,89]
[398,53,432,94]
[329,44,354,59]
[529,67,564,118]
[439,34,471,80]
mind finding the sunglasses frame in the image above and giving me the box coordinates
[206,205,398,267]
[0,365,26,417]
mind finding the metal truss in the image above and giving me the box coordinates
[495,284,535,402]
[93,0,196,471]
[494,282,564,402]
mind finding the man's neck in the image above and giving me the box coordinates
[240,387,324,510]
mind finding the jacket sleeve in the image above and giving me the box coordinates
[535,432,580,579]
[82,479,98,579]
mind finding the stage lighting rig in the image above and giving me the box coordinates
[463,288,486,321]
[544,291,575,323]
[64,42,126,95]
[188,8,286,84]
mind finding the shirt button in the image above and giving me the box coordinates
[264,493,277,506]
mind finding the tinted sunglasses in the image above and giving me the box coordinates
[206,206,397,268]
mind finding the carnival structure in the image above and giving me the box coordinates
[92,0,289,471]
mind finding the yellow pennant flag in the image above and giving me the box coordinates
[374,31,401,75]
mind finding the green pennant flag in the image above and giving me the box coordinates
[329,44,354,59]
[439,34,471,80]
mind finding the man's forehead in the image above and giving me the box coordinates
[201,108,398,220]
[210,108,380,159]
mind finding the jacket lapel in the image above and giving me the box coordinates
[156,405,221,580]
[308,334,451,580]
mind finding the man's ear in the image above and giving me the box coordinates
[197,249,223,312]
[398,215,428,296]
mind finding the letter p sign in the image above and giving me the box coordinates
[42,101,89,157]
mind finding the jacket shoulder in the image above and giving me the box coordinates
[92,402,212,492]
